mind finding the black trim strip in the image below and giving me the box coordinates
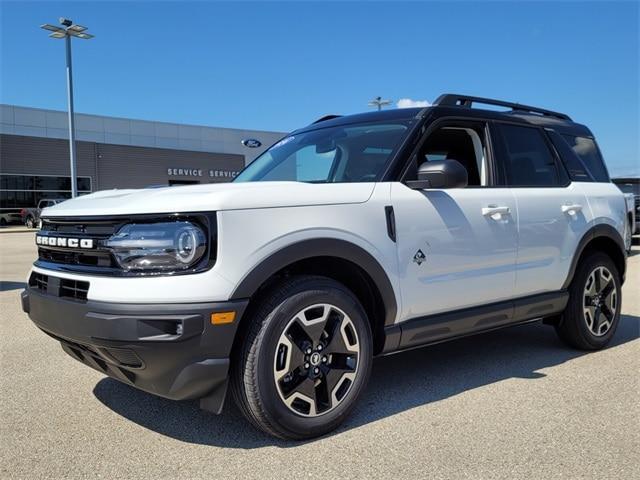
[381,290,569,354]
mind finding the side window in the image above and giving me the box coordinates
[562,135,609,182]
[547,130,592,182]
[412,124,489,187]
[497,124,562,187]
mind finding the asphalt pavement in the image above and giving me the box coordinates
[1,232,638,479]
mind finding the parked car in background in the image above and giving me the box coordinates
[612,178,639,251]
[21,199,65,229]
[0,211,22,226]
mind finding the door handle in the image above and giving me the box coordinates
[561,203,583,215]
[482,205,510,217]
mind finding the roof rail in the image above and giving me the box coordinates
[312,114,342,124]
[433,93,571,121]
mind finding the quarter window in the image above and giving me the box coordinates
[497,124,561,187]
[562,135,609,182]
[547,131,592,181]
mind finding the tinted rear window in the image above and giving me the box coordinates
[562,135,609,182]
[496,124,563,186]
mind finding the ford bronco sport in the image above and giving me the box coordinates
[22,94,627,439]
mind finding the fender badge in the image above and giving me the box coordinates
[413,249,426,265]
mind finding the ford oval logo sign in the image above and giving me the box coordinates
[242,138,262,148]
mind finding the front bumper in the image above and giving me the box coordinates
[21,287,248,413]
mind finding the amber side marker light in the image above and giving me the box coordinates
[211,312,236,325]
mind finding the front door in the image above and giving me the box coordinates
[391,120,518,323]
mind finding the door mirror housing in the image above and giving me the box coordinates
[406,159,468,190]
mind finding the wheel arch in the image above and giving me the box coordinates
[562,224,627,289]
[229,238,398,355]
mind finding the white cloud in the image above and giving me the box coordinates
[396,98,431,109]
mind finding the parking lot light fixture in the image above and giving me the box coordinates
[368,96,392,111]
[40,18,94,198]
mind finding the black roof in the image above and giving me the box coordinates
[297,93,592,137]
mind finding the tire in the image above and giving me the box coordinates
[25,216,35,229]
[0,218,6,227]
[231,275,373,440]
[555,252,622,350]
[624,218,632,254]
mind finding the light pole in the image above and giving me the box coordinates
[41,18,94,198]
[368,96,392,111]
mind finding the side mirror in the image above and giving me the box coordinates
[406,159,468,190]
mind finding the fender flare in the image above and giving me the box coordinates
[561,223,626,290]
[229,238,398,327]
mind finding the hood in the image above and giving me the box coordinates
[42,181,376,217]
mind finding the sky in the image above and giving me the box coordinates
[1,1,638,176]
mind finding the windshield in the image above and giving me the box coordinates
[234,120,411,183]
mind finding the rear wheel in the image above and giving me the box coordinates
[556,252,621,350]
[231,276,373,440]
[624,218,632,253]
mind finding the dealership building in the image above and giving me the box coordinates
[0,104,285,211]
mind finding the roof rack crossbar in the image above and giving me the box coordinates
[311,114,342,124]
[433,94,571,121]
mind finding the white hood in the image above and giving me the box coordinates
[42,181,376,217]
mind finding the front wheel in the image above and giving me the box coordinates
[25,216,35,229]
[231,276,373,440]
[555,252,622,350]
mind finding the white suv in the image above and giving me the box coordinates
[22,94,627,439]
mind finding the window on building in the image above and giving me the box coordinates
[0,174,92,209]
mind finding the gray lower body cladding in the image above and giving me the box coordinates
[21,288,248,412]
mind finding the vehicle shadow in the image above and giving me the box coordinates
[0,281,26,292]
[93,314,640,448]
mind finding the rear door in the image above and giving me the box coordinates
[492,123,590,297]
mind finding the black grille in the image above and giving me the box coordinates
[104,348,143,368]
[37,217,122,270]
[38,248,115,267]
[29,272,48,291]
[29,272,89,301]
[59,278,89,301]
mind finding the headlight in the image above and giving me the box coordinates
[105,221,207,272]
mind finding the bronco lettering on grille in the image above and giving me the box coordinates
[36,236,95,249]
